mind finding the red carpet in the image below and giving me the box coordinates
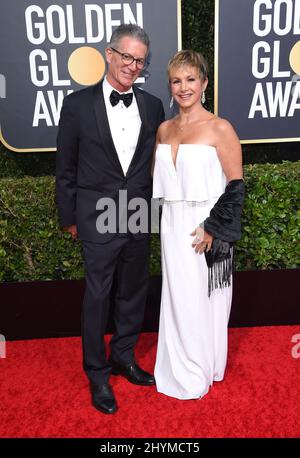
[0,326,299,438]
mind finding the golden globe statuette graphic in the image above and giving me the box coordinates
[68,46,106,86]
[289,41,300,75]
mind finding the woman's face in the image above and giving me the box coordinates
[169,65,207,108]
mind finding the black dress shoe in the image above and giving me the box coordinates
[110,359,156,386]
[90,383,118,414]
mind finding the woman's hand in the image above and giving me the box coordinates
[63,224,78,240]
[190,226,213,254]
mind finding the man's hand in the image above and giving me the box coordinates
[191,226,213,254]
[63,224,78,240]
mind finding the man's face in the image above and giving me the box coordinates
[105,36,148,92]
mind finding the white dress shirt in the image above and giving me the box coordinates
[103,76,141,175]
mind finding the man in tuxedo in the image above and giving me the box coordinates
[56,24,164,414]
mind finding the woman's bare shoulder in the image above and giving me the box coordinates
[158,118,175,132]
[157,118,176,142]
[210,116,238,137]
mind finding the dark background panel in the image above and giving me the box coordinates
[0,0,179,150]
[1,270,299,340]
[218,0,300,141]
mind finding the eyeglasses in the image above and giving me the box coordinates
[110,47,148,69]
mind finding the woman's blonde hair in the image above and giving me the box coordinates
[168,50,209,81]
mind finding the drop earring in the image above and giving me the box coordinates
[201,91,206,104]
[169,96,174,108]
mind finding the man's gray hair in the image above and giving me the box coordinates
[109,24,150,49]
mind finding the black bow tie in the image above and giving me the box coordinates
[109,90,133,108]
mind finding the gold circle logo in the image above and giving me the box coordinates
[289,41,300,75]
[68,47,106,86]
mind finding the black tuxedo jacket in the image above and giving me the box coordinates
[56,81,165,243]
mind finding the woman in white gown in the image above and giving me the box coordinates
[153,50,244,400]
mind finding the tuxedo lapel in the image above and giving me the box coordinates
[125,86,147,177]
[93,81,125,177]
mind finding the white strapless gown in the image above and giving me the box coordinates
[152,144,232,400]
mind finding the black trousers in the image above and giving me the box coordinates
[82,235,150,387]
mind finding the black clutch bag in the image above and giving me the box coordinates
[204,239,233,297]
[204,239,232,268]
[202,179,245,296]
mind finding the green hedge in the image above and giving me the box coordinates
[0,161,299,282]
[0,176,83,282]
[234,161,300,270]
